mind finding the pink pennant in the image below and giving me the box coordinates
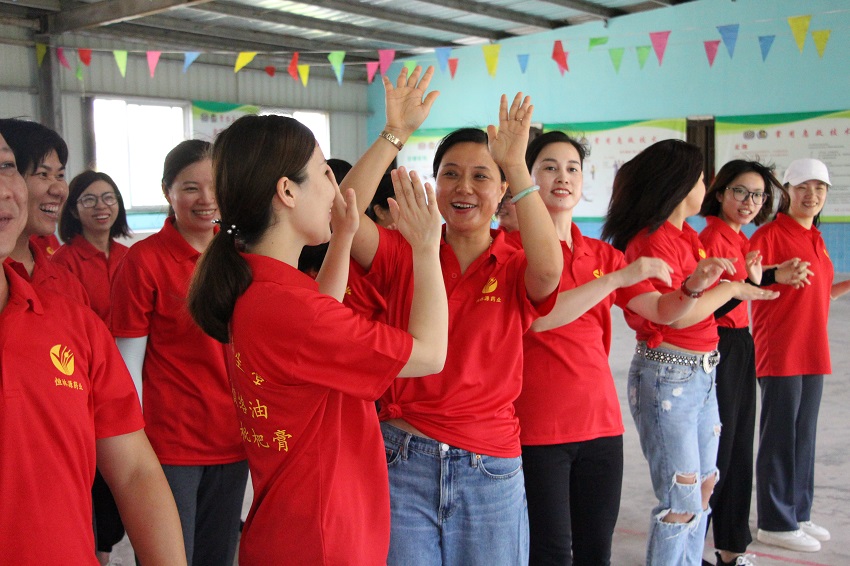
[649,31,671,65]
[56,47,71,69]
[288,53,299,81]
[147,51,161,77]
[704,40,720,67]
[265,66,276,77]
[78,48,92,67]
[448,58,458,79]
[366,61,380,84]
[378,49,395,76]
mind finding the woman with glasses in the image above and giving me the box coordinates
[53,171,131,323]
[698,160,811,566]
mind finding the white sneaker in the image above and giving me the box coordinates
[799,520,830,541]
[733,555,758,566]
[757,528,821,552]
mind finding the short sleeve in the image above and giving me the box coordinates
[110,247,155,337]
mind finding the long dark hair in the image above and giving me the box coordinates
[59,170,131,242]
[525,130,587,170]
[700,159,781,226]
[602,139,704,251]
[188,115,316,343]
[161,139,211,216]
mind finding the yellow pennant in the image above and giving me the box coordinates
[787,15,811,53]
[36,43,48,67]
[234,52,257,73]
[297,64,309,87]
[482,44,501,78]
[811,30,830,58]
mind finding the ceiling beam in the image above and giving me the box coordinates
[304,0,510,41]
[0,0,59,10]
[193,2,445,49]
[46,0,214,34]
[411,0,560,30]
[540,0,624,19]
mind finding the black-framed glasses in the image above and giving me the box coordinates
[78,192,118,208]
[726,186,766,205]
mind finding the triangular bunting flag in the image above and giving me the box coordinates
[717,24,739,58]
[552,40,568,75]
[56,47,71,70]
[366,61,379,83]
[328,51,345,84]
[517,54,529,74]
[235,52,257,73]
[758,35,775,61]
[482,44,500,78]
[609,48,624,73]
[35,43,48,67]
[448,57,458,79]
[297,64,309,87]
[589,37,609,50]
[75,62,84,81]
[147,51,161,78]
[704,40,721,67]
[378,49,395,76]
[78,48,92,66]
[403,60,416,76]
[434,47,452,74]
[788,15,811,53]
[649,31,670,65]
[336,63,346,85]
[811,30,830,58]
[264,66,276,77]
[288,53,300,81]
[183,52,200,73]
[636,45,651,69]
[113,50,127,77]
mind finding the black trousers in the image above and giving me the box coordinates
[706,327,756,553]
[522,435,623,566]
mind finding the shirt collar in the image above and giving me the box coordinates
[243,253,318,290]
[69,235,103,259]
[2,261,43,315]
[705,215,747,247]
[162,217,203,262]
[775,212,820,237]
[438,226,517,264]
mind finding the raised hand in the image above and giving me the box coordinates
[388,167,441,252]
[384,66,440,139]
[487,93,533,169]
[615,257,675,288]
[745,250,763,285]
[330,185,359,239]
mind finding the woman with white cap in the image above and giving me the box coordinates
[751,158,850,553]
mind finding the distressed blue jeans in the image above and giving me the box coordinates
[628,349,721,566]
[381,422,529,566]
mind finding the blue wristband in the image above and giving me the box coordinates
[510,185,540,204]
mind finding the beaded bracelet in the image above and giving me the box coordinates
[510,185,540,204]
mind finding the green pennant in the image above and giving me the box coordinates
[636,45,652,69]
[75,62,84,81]
[609,47,624,73]
[403,60,417,75]
[113,50,128,77]
[589,37,609,50]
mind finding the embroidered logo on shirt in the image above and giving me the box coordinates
[698,248,707,259]
[477,277,502,303]
[50,344,75,376]
[593,269,604,278]
[824,249,830,259]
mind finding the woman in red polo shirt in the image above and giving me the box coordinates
[699,160,812,565]
[52,170,132,564]
[345,71,563,562]
[187,112,448,565]
[751,158,850,553]
[601,140,778,566]
[111,140,247,566]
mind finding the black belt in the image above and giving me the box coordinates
[635,342,720,373]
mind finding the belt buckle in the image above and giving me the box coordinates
[703,351,719,373]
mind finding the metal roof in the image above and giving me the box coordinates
[0,0,695,78]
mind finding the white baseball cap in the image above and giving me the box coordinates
[783,158,831,187]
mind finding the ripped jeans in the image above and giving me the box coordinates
[628,348,721,566]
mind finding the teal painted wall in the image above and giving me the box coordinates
[366,0,850,269]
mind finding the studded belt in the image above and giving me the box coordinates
[635,342,720,373]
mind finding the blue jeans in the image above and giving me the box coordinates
[628,350,721,566]
[382,422,529,566]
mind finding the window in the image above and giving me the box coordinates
[93,98,188,210]
[261,109,331,158]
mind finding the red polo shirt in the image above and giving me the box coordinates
[111,218,243,465]
[5,242,89,307]
[51,236,129,324]
[0,264,144,563]
[30,233,60,257]
[373,226,557,458]
[624,222,719,352]
[232,254,411,565]
[343,258,387,321]
[699,216,749,329]
[750,213,834,377]
[516,224,654,445]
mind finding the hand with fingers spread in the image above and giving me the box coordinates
[775,258,813,289]
[614,257,675,289]
[745,250,763,285]
[384,66,440,140]
[388,167,441,253]
[487,93,534,170]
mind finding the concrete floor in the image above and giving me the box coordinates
[109,285,850,565]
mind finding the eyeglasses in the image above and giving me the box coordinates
[78,192,118,208]
[725,186,766,205]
